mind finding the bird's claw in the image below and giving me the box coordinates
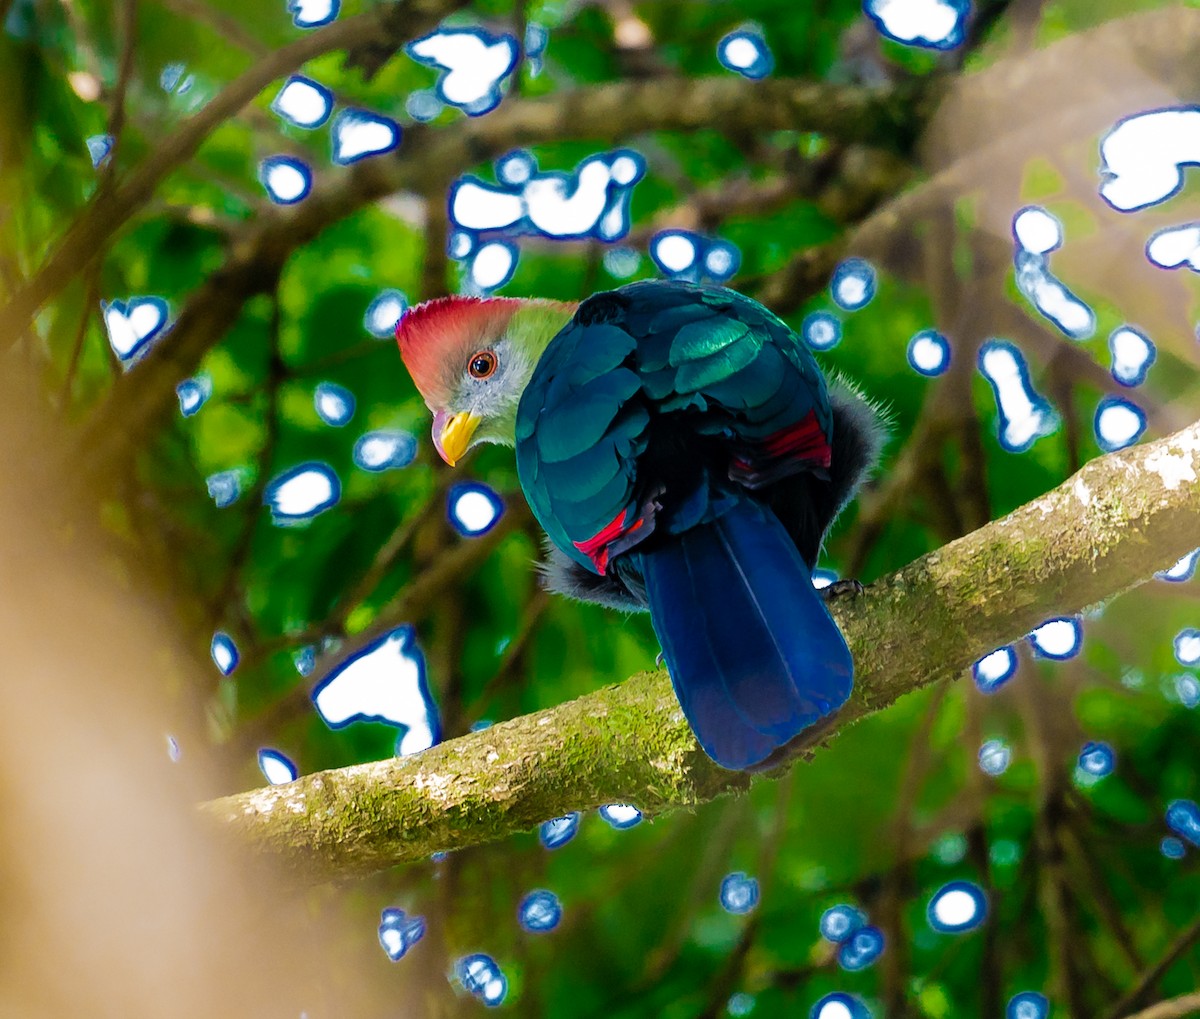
[655,651,665,669]
[820,578,864,602]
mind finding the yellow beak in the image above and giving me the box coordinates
[434,410,481,467]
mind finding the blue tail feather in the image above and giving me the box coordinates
[636,497,853,770]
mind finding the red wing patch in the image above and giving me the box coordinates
[729,409,831,488]
[573,509,645,576]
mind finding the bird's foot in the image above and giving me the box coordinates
[820,578,864,602]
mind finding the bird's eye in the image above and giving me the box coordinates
[468,350,498,379]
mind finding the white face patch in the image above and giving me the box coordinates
[452,336,534,447]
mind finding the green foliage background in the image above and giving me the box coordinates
[3,0,1200,1016]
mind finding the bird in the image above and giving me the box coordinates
[396,279,885,770]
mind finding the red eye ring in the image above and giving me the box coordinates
[468,350,498,379]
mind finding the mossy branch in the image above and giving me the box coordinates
[202,419,1200,882]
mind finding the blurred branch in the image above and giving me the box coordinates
[96,0,138,196]
[1105,917,1200,1019]
[337,469,448,618]
[203,417,1200,880]
[460,588,551,731]
[231,467,447,678]
[618,145,911,249]
[846,238,1006,576]
[508,0,528,101]
[75,72,931,485]
[632,800,750,989]
[0,0,470,351]
[997,302,1187,438]
[1059,815,1145,978]
[1121,994,1200,1019]
[695,774,794,1018]
[232,502,532,751]
[56,0,104,82]
[419,185,450,301]
[880,683,952,1013]
[628,173,806,245]
[700,145,914,315]
[1020,684,1087,1018]
[1016,603,1112,1016]
[960,0,1018,57]
[58,270,100,407]
[159,0,270,56]
[962,697,1002,1018]
[338,499,530,650]
[206,293,285,622]
[749,241,848,316]
[694,917,759,1019]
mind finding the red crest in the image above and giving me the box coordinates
[396,296,521,403]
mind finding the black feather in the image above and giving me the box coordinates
[537,540,647,611]
[536,376,887,608]
[826,376,891,523]
[774,375,889,564]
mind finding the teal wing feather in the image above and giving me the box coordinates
[516,314,646,573]
[516,280,833,575]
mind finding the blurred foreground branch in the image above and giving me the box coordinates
[203,418,1200,881]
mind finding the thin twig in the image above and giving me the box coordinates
[692,774,796,1019]
[1020,702,1083,1016]
[207,291,285,622]
[694,917,760,1019]
[880,684,951,1013]
[462,589,552,730]
[95,0,138,197]
[58,271,100,409]
[1058,814,1145,978]
[158,0,268,56]
[232,502,532,753]
[634,800,752,989]
[962,694,1002,1018]
[1104,918,1200,1019]
[336,470,448,619]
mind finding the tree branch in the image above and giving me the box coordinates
[1120,993,1200,1019]
[0,0,471,350]
[231,501,533,754]
[202,417,1200,881]
[159,0,270,57]
[95,0,138,196]
[74,73,930,485]
[1105,916,1200,1019]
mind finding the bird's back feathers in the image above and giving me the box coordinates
[537,376,886,609]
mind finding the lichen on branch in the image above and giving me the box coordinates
[202,419,1200,882]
